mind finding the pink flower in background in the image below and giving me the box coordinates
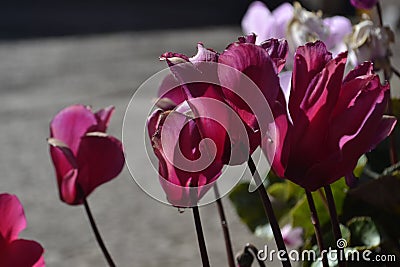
[350,0,379,9]
[271,41,396,191]
[242,2,294,44]
[281,224,304,249]
[0,194,45,267]
[242,2,352,65]
[48,105,125,205]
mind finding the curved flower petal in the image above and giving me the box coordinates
[271,40,397,191]
[189,43,218,63]
[150,110,223,207]
[290,41,333,121]
[219,42,280,110]
[350,0,378,9]
[75,133,125,203]
[60,169,79,205]
[2,239,44,267]
[48,139,79,203]
[0,194,26,242]
[50,105,97,154]
[93,106,115,132]
[261,38,289,72]
[237,33,257,44]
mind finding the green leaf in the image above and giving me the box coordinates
[228,182,267,232]
[347,217,381,249]
[354,155,367,177]
[290,178,348,240]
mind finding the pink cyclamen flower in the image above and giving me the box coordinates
[149,35,286,206]
[281,224,304,249]
[242,1,352,65]
[271,41,396,191]
[0,194,45,267]
[48,105,125,205]
[350,0,379,9]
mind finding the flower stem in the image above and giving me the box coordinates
[213,185,235,267]
[192,206,211,267]
[376,2,383,26]
[247,157,292,267]
[245,244,266,267]
[392,66,400,79]
[324,186,346,267]
[305,190,329,267]
[83,198,116,267]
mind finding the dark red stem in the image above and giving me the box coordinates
[324,186,346,267]
[305,190,329,267]
[247,157,292,267]
[192,206,211,267]
[214,185,235,267]
[83,198,116,267]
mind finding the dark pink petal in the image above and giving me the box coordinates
[301,52,347,122]
[237,33,257,44]
[149,110,223,207]
[147,109,163,139]
[75,133,125,203]
[161,49,221,100]
[157,74,185,109]
[0,194,26,242]
[290,41,332,120]
[93,106,115,132]
[189,43,218,63]
[60,169,79,205]
[48,139,79,204]
[50,105,97,154]
[369,116,397,149]
[268,98,291,178]
[288,52,347,170]
[261,38,289,72]
[218,42,280,115]
[343,62,374,83]
[1,239,44,267]
[350,0,378,9]
[160,52,190,67]
[330,76,388,148]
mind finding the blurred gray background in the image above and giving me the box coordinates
[0,0,399,266]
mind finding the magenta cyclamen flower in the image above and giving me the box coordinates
[48,105,125,205]
[0,194,45,267]
[242,1,352,65]
[149,35,286,206]
[272,41,396,191]
[350,0,379,9]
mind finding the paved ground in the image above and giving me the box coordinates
[1,15,400,267]
[0,27,273,267]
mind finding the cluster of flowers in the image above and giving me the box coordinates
[149,34,395,205]
[1,0,397,265]
[242,1,394,72]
